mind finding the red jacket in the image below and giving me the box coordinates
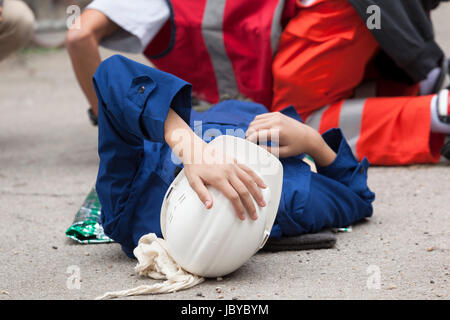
[144,0,296,108]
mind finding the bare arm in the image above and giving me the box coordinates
[164,109,267,220]
[302,129,337,167]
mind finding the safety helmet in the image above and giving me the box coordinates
[160,135,283,277]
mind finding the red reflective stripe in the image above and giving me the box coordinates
[357,95,444,165]
[318,101,341,134]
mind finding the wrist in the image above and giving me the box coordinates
[304,127,323,156]
[164,108,207,164]
[306,129,336,167]
[182,133,206,165]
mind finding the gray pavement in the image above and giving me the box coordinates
[0,6,449,300]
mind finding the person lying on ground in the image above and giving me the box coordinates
[68,0,450,166]
[93,55,375,258]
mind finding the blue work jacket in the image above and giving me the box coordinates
[93,55,375,258]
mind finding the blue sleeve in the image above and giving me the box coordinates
[316,128,375,204]
[302,128,375,231]
[93,55,192,142]
[273,128,375,237]
[93,55,192,252]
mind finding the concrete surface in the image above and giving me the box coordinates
[0,6,449,300]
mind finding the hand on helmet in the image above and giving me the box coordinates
[183,149,267,221]
[164,108,267,221]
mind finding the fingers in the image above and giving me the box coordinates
[229,175,258,220]
[236,163,266,189]
[259,144,290,158]
[248,117,272,128]
[246,120,273,138]
[188,175,213,209]
[246,128,279,145]
[186,160,268,221]
[246,128,267,143]
[212,164,266,221]
[246,114,282,144]
[253,112,280,121]
[217,180,247,220]
[249,112,283,129]
[236,166,266,207]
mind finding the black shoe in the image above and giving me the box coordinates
[87,108,98,126]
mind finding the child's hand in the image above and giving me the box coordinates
[246,112,320,158]
[183,152,267,221]
[164,108,267,221]
[246,112,337,166]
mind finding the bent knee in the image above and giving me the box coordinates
[1,0,35,39]
[65,9,117,50]
[65,26,95,50]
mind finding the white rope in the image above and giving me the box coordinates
[96,233,204,300]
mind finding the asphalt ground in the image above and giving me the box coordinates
[0,5,449,300]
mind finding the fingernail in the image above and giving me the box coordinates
[260,200,266,207]
[205,200,212,208]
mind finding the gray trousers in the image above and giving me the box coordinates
[0,0,34,61]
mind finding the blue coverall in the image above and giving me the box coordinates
[93,55,375,258]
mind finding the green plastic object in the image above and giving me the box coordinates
[65,187,113,244]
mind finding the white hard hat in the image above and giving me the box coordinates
[160,135,283,277]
